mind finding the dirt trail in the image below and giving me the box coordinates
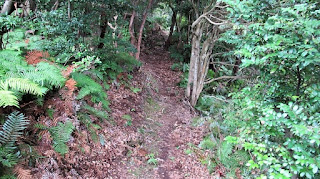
[116,47,214,179]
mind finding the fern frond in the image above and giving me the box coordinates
[0,145,19,167]
[0,90,19,107]
[83,104,108,120]
[72,72,109,109]
[14,165,32,179]
[0,78,46,96]
[0,112,29,147]
[36,62,66,88]
[49,121,74,155]
[0,50,23,62]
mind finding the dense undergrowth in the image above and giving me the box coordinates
[174,0,320,178]
[0,1,141,177]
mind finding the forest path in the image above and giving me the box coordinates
[116,47,214,179]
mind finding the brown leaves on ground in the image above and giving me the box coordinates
[25,50,50,65]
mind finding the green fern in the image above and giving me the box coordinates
[82,104,108,120]
[0,78,46,96]
[78,112,100,142]
[0,78,46,108]
[0,49,66,108]
[0,112,29,167]
[0,91,18,108]
[72,72,109,109]
[49,121,74,155]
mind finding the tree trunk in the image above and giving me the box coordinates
[68,0,71,19]
[135,0,153,60]
[164,8,177,49]
[129,10,136,47]
[98,12,108,49]
[0,35,3,50]
[186,22,202,101]
[1,0,14,14]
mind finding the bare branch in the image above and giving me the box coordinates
[203,15,227,25]
[204,76,247,84]
[211,62,240,67]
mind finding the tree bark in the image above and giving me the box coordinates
[1,0,14,14]
[98,12,108,49]
[129,10,136,47]
[186,22,202,100]
[164,8,177,49]
[135,0,153,60]
[68,0,71,19]
[0,35,3,50]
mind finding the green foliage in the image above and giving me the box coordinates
[82,104,108,121]
[96,51,141,79]
[0,49,65,108]
[147,153,158,165]
[210,0,320,178]
[130,87,141,94]
[0,78,45,107]
[49,121,75,155]
[0,112,29,167]
[78,112,100,142]
[0,16,21,32]
[72,72,109,109]
[122,114,132,126]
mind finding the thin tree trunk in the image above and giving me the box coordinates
[51,0,59,11]
[164,8,177,49]
[1,0,13,14]
[135,0,153,60]
[98,12,108,49]
[129,10,136,47]
[0,35,3,50]
[296,66,301,96]
[68,0,71,19]
[227,57,241,86]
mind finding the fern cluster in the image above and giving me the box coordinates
[49,121,75,155]
[0,112,29,167]
[82,104,108,121]
[0,49,65,107]
[72,72,109,109]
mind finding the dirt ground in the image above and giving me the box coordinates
[111,47,214,179]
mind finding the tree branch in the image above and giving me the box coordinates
[204,75,247,84]
[211,62,239,67]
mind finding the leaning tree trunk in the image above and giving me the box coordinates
[135,0,153,60]
[1,0,14,14]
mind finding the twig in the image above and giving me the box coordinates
[211,62,239,67]
[204,75,247,84]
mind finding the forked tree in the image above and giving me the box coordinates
[186,0,228,106]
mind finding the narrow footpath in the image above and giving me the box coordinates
[115,47,214,179]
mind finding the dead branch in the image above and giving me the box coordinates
[211,62,240,67]
[204,75,247,84]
